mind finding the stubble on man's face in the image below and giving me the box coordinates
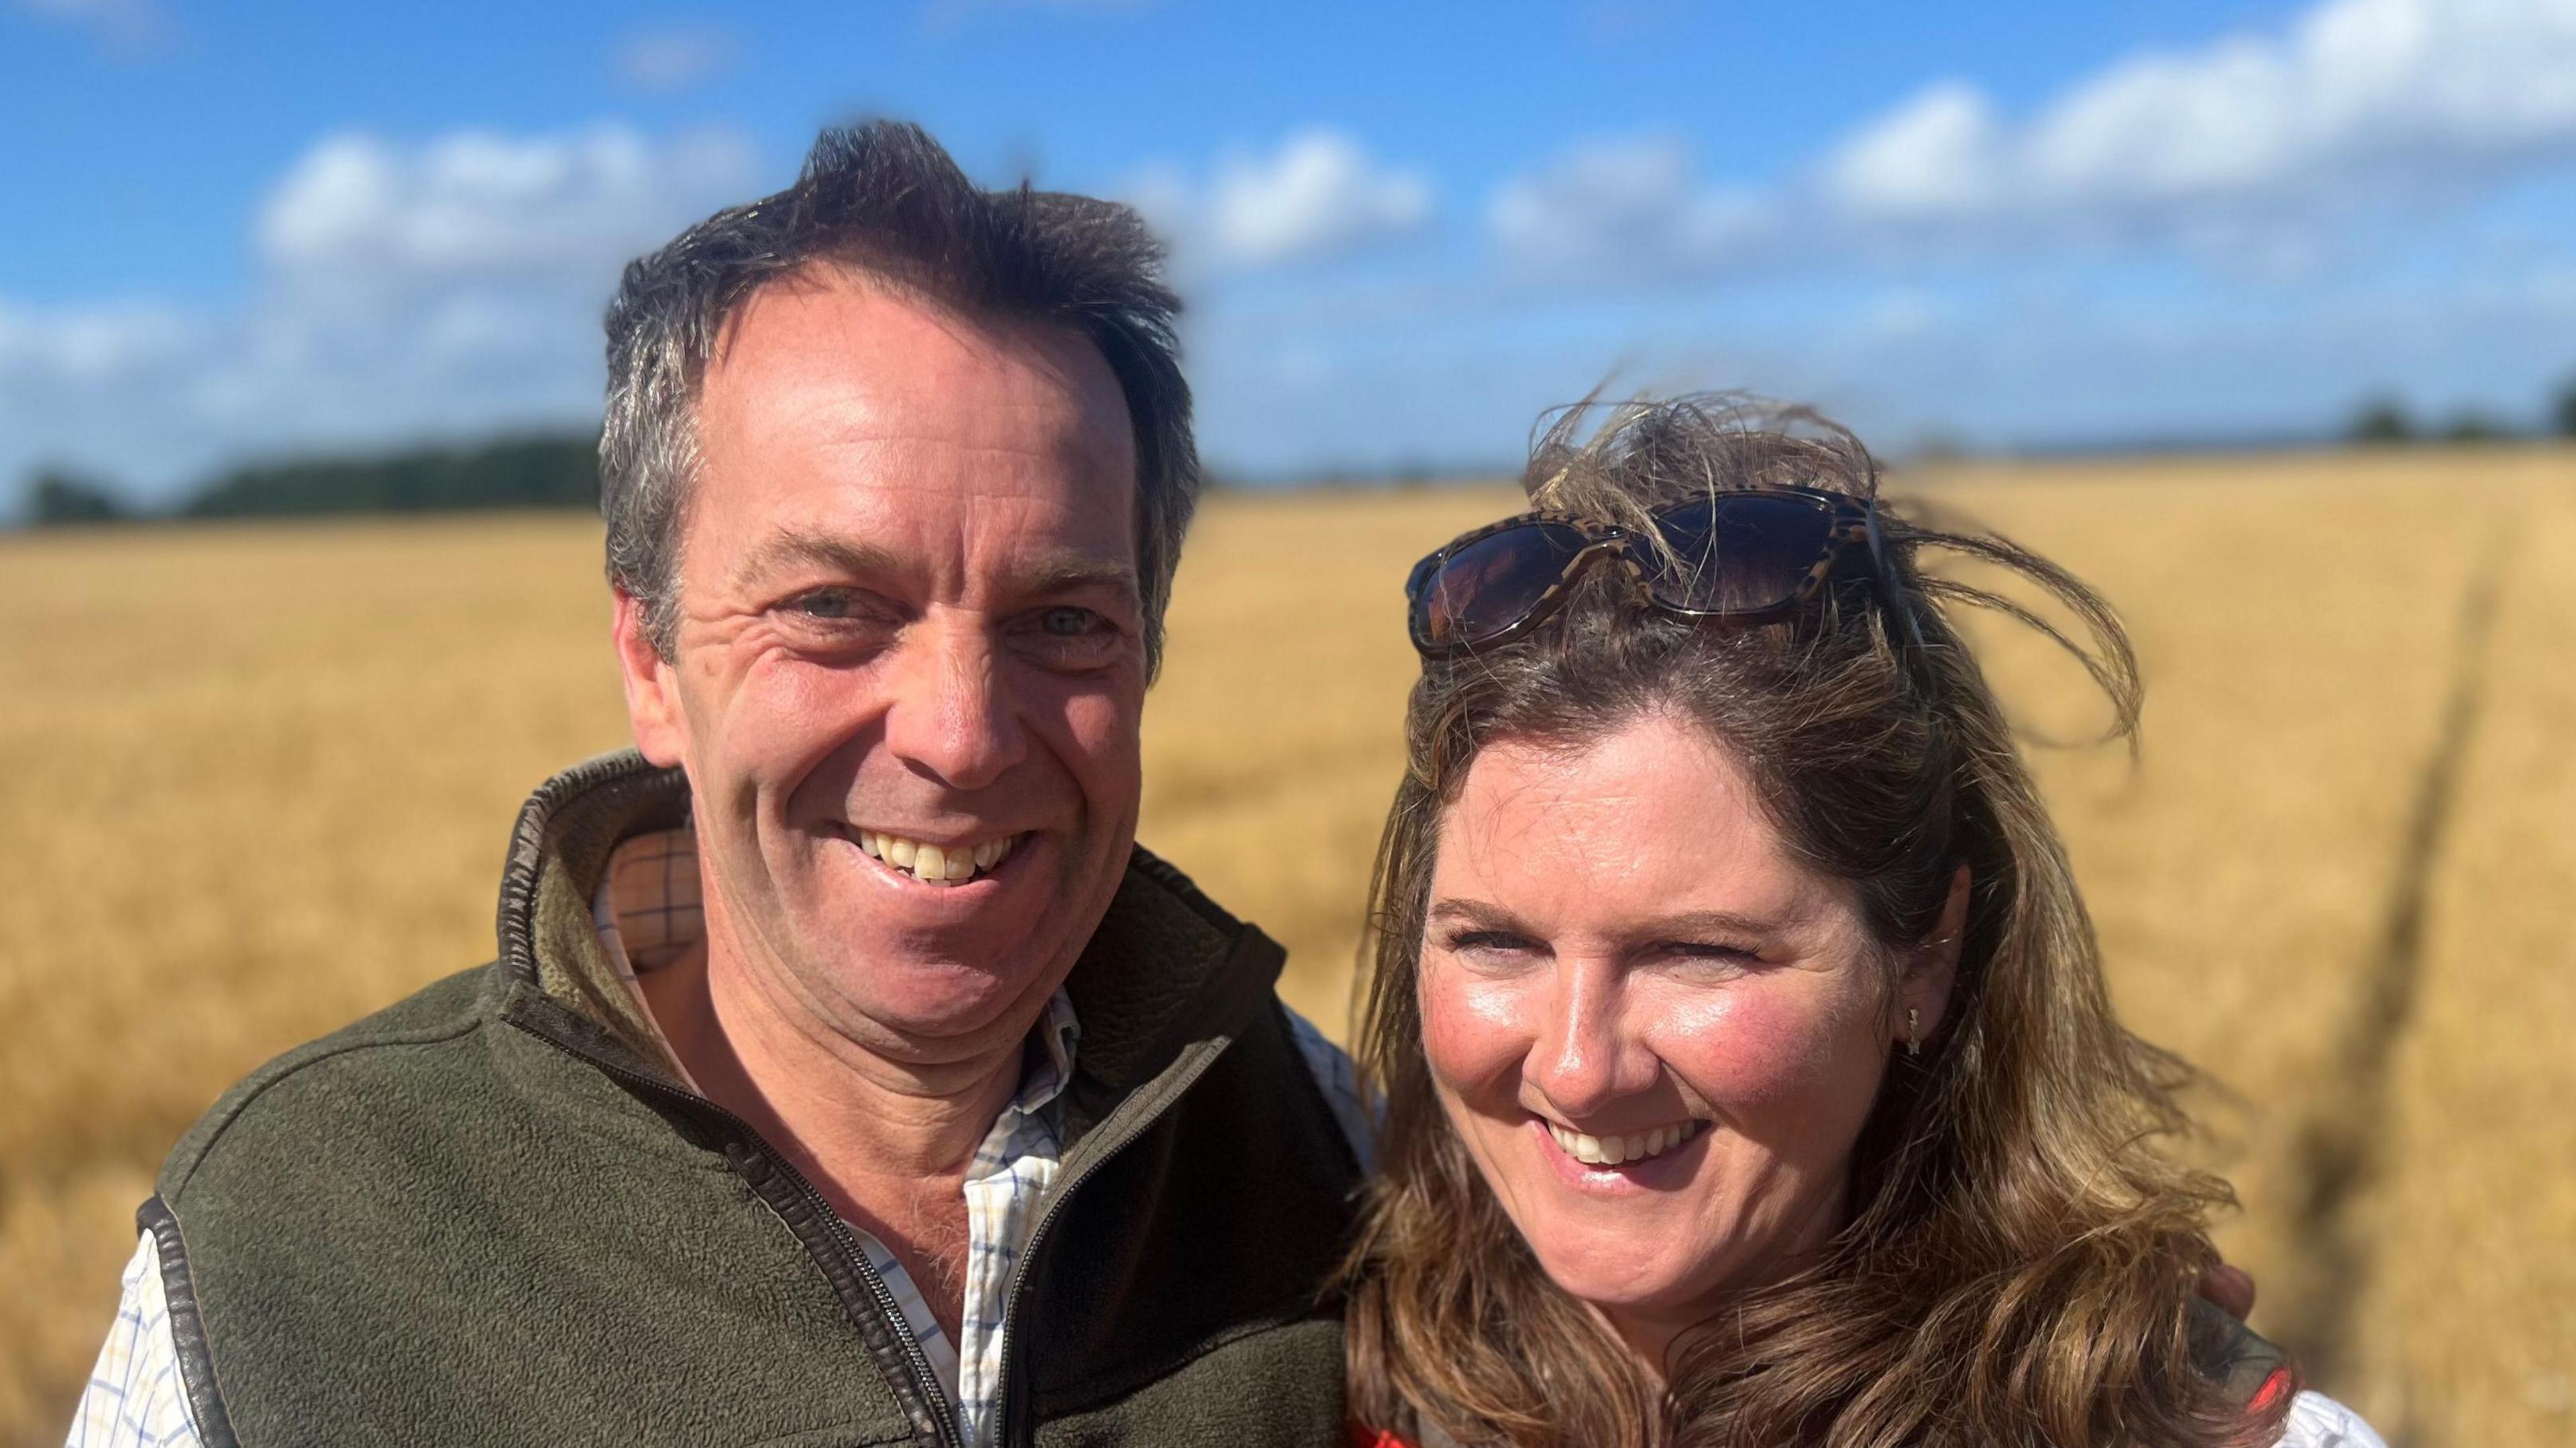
[632,268,1147,1069]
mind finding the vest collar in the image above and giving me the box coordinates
[489,749,1291,1149]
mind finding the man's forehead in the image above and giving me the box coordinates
[687,265,1143,593]
[696,282,1130,510]
[708,265,1118,412]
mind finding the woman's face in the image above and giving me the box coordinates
[1417,710,1948,1353]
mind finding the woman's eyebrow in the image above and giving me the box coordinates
[1425,898,1527,932]
[1639,909,1779,939]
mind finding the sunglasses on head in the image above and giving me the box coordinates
[1404,484,1895,657]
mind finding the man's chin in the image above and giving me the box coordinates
[790,833,1106,1038]
[826,954,1057,1044]
[813,917,1073,1028]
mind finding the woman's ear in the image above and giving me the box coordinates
[1903,863,1971,1050]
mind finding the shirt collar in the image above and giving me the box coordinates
[1016,988,1083,1117]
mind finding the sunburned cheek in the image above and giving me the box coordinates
[1662,985,1875,1113]
[1418,970,1532,1096]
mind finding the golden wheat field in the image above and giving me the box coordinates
[3,449,2573,1446]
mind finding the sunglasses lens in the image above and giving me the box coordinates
[1415,522,1595,649]
[1648,494,1840,614]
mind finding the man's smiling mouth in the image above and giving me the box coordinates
[848,826,1023,887]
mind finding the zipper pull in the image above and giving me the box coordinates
[723,1141,775,1184]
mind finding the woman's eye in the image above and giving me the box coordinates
[1658,941,1761,974]
[1435,929,1547,977]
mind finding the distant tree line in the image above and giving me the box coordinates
[183,435,600,518]
[25,468,131,525]
[2347,377,2576,446]
[18,376,2576,527]
[19,433,599,527]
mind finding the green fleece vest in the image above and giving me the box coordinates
[141,753,1363,1447]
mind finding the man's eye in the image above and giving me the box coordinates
[1040,606,1105,637]
[788,590,859,619]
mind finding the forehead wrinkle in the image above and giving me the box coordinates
[819,427,1132,474]
[729,529,901,594]
[1452,755,1625,871]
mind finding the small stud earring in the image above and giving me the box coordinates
[1906,1007,1921,1058]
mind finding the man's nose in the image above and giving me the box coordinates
[880,612,1028,792]
[1525,960,1661,1120]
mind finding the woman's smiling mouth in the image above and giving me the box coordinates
[1541,1117,1709,1168]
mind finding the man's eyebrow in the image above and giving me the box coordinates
[1022,557,1140,601]
[727,527,1139,602]
[729,531,903,592]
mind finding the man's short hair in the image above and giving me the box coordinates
[600,120,1199,673]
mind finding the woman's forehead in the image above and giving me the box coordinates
[1430,714,1855,934]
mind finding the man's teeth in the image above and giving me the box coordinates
[854,830,1016,887]
[1545,1119,1706,1168]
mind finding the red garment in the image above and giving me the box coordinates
[2249,1366,2296,1414]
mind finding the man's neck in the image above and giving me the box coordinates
[637,936,1034,1339]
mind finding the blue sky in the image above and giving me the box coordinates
[7,0,2576,502]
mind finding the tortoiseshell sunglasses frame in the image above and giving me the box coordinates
[1403,484,1892,658]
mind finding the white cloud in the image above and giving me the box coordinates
[614,23,740,93]
[1500,0,2576,278]
[1136,129,1433,270]
[0,300,198,383]
[258,126,755,296]
[3,125,763,503]
[1487,133,1774,279]
[1816,83,2002,220]
[1824,0,2576,232]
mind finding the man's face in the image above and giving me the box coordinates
[615,268,1146,1062]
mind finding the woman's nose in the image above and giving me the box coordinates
[879,612,1029,791]
[1523,961,1660,1119]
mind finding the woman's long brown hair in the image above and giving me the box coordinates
[1342,396,2295,1447]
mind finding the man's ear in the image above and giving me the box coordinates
[1904,863,1972,1049]
[612,589,689,769]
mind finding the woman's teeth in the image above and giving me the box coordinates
[1546,1118,1705,1168]
[855,830,1016,887]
